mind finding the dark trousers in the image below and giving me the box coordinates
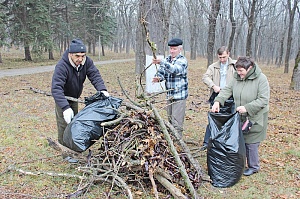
[245,142,260,171]
[55,101,78,146]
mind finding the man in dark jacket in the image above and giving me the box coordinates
[51,38,108,162]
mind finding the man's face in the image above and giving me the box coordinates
[70,53,86,66]
[218,51,229,64]
[169,46,181,58]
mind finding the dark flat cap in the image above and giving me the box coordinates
[69,39,87,53]
[168,38,183,46]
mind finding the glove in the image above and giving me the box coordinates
[101,90,110,97]
[63,108,74,124]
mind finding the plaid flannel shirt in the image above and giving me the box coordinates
[155,54,188,100]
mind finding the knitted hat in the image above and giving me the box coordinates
[69,39,86,53]
[168,38,183,46]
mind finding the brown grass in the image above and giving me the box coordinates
[0,49,299,199]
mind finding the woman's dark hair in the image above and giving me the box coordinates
[235,56,254,70]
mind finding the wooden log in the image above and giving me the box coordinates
[154,172,187,199]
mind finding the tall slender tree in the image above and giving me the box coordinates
[207,0,221,67]
[284,0,299,73]
[228,0,236,54]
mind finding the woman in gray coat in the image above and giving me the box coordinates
[211,56,270,176]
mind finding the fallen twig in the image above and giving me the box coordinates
[29,87,85,103]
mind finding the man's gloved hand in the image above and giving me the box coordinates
[63,108,74,124]
[101,90,110,97]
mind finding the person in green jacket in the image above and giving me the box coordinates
[211,56,270,176]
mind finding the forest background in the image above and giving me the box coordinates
[0,0,299,198]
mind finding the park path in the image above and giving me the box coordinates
[0,58,135,78]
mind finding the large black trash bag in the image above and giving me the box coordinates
[207,112,246,187]
[208,92,235,114]
[63,92,123,152]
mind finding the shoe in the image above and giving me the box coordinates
[64,156,78,163]
[200,144,208,151]
[243,168,258,176]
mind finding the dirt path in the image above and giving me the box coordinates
[0,58,135,78]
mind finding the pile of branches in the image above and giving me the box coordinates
[70,97,208,199]
[28,85,209,198]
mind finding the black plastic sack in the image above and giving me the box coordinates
[63,92,123,152]
[208,92,235,114]
[207,112,246,187]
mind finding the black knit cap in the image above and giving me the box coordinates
[168,38,183,46]
[69,39,87,53]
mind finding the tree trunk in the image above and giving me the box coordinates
[24,41,32,61]
[207,0,221,67]
[92,40,96,56]
[246,0,257,57]
[101,45,105,56]
[284,0,298,73]
[290,48,300,90]
[277,36,285,67]
[135,0,172,74]
[48,50,54,60]
[146,0,166,56]
[228,0,236,54]
[185,0,200,60]
[135,0,147,75]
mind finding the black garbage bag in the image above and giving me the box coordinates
[63,92,123,152]
[207,112,246,188]
[208,92,235,114]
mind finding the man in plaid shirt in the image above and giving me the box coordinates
[152,38,188,138]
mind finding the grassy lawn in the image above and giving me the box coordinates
[0,49,299,198]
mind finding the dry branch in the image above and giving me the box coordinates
[7,165,87,180]
[29,87,85,103]
[164,120,211,183]
[149,103,200,199]
[154,172,187,199]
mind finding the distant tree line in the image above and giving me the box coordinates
[0,0,299,74]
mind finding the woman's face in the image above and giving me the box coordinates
[236,66,252,79]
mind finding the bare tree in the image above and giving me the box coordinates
[117,0,138,54]
[207,0,221,67]
[290,48,300,90]
[135,0,173,74]
[284,0,299,73]
[239,0,257,56]
[135,0,147,75]
[228,0,236,53]
[184,0,202,60]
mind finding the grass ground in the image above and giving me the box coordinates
[0,49,299,198]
